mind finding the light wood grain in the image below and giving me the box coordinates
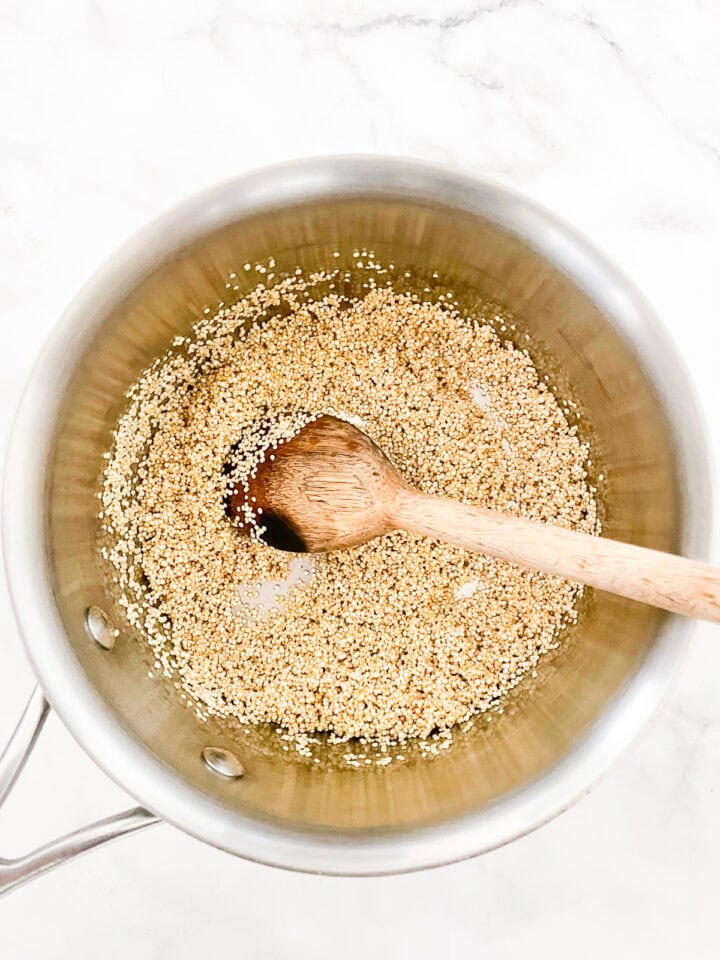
[392,488,720,623]
[227,414,720,624]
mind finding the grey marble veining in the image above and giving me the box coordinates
[0,0,719,956]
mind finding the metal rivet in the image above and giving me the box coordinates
[85,605,115,650]
[202,746,244,779]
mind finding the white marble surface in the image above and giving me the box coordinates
[1,0,720,955]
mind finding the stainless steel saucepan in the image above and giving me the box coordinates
[0,157,711,895]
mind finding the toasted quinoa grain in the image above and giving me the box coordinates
[100,259,599,745]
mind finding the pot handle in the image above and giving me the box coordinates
[0,685,159,897]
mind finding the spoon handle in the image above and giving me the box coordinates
[392,489,720,623]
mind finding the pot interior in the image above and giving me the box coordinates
[45,187,679,834]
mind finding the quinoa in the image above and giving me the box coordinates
[100,258,599,746]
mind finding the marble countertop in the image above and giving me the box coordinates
[1,1,719,956]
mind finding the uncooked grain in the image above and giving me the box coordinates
[100,258,599,746]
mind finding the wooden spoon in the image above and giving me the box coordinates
[226,414,720,623]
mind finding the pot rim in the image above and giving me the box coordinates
[2,156,712,875]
